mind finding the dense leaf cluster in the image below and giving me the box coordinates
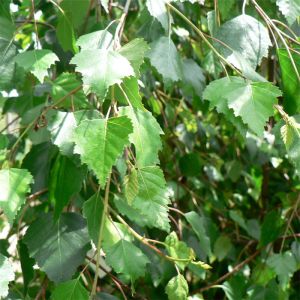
[0,0,300,299]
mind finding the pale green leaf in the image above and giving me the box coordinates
[280,116,300,171]
[181,58,205,97]
[51,278,89,300]
[0,39,17,90]
[267,252,297,287]
[47,111,77,156]
[14,50,59,83]
[120,106,163,167]
[100,0,109,13]
[124,168,139,205]
[203,77,281,136]
[73,116,133,187]
[51,73,89,109]
[215,14,271,68]
[70,49,134,98]
[165,274,189,300]
[146,0,170,30]
[165,231,195,270]
[214,235,232,261]
[76,30,113,51]
[0,254,15,298]
[24,213,90,282]
[106,239,149,283]
[185,211,212,257]
[0,168,33,224]
[147,36,182,84]
[276,0,300,25]
[118,38,149,76]
[132,166,171,231]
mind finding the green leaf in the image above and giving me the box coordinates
[215,14,271,68]
[118,38,149,76]
[259,211,283,247]
[74,116,133,187]
[51,278,89,300]
[181,59,205,98]
[277,48,300,114]
[203,77,281,136]
[14,50,59,83]
[49,155,86,220]
[0,168,33,224]
[56,12,78,53]
[83,194,132,247]
[18,240,34,295]
[132,166,171,231]
[147,36,182,84]
[0,37,17,90]
[59,0,90,30]
[23,213,90,283]
[0,17,15,40]
[51,73,89,109]
[120,106,163,167]
[276,0,300,25]
[165,274,189,300]
[48,111,77,156]
[106,239,149,283]
[267,252,297,287]
[82,193,104,245]
[70,49,134,99]
[185,212,212,258]
[213,235,232,261]
[280,117,300,171]
[100,0,109,13]
[114,77,145,110]
[124,168,139,205]
[0,254,14,298]
[165,231,195,270]
[76,30,113,51]
[146,0,170,30]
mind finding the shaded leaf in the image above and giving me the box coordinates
[51,278,89,300]
[14,50,59,83]
[24,213,90,283]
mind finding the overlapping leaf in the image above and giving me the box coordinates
[51,278,89,300]
[0,168,33,224]
[70,49,134,99]
[106,239,149,283]
[73,116,133,187]
[15,50,59,82]
[120,106,163,167]
[24,213,90,282]
[203,77,281,136]
[165,274,189,300]
[0,254,15,298]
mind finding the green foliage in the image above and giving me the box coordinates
[0,168,33,224]
[0,254,14,298]
[165,274,189,300]
[1,1,300,299]
[24,213,90,282]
